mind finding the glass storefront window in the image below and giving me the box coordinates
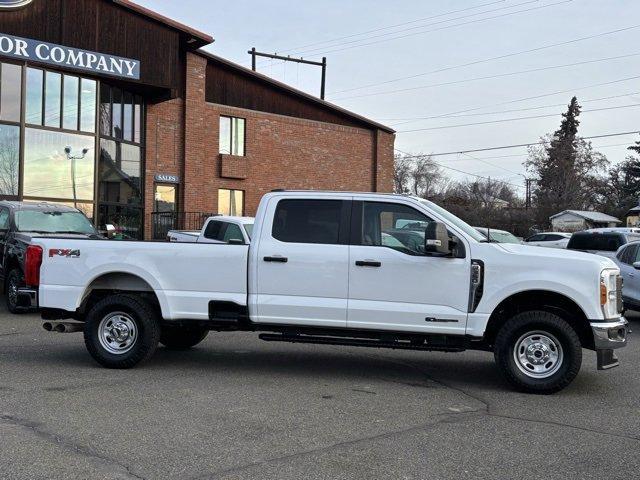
[99,139,141,206]
[63,75,79,130]
[23,128,95,201]
[155,185,176,212]
[123,92,133,141]
[44,71,62,128]
[112,87,122,139]
[98,204,141,239]
[134,96,142,143]
[99,84,111,137]
[80,79,96,133]
[0,124,19,196]
[25,68,43,126]
[1,63,21,123]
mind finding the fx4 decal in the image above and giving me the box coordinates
[49,249,81,258]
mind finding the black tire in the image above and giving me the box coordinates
[160,327,209,350]
[494,310,582,394]
[5,269,24,314]
[83,294,160,369]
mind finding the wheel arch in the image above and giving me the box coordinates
[484,290,594,350]
[79,272,164,318]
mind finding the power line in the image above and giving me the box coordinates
[395,147,526,190]
[298,0,572,59]
[263,0,507,59]
[402,130,640,157]
[379,90,640,122]
[397,103,640,133]
[330,22,640,95]
[333,52,640,101]
[391,74,640,124]
[289,0,541,58]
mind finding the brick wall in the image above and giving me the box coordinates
[143,52,396,237]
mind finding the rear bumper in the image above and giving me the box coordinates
[590,317,629,370]
[16,288,38,310]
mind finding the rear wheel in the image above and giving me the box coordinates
[6,269,24,314]
[84,294,160,369]
[160,327,209,350]
[494,310,582,394]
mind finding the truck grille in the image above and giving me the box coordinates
[616,275,623,314]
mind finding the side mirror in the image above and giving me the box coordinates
[424,221,452,256]
[228,238,244,245]
[105,224,116,239]
[633,261,640,271]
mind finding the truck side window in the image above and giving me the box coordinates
[223,223,244,243]
[272,199,343,245]
[204,221,224,241]
[0,209,8,230]
[362,202,433,256]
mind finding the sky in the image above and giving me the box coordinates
[137,0,640,194]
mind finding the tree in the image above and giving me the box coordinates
[393,153,448,198]
[605,136,640,217]
[525,97,608,226]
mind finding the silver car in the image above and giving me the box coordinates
[614,241,640,311]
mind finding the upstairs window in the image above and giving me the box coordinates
[219,116,245,156]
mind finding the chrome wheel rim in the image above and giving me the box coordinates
[513,331,563,379]
[98,312,138,355]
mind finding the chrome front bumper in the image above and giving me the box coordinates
[591,317,629,370]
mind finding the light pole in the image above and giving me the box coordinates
[64,146,89,208]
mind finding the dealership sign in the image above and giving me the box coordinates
[155,174,180,184]
[0,32,140,79]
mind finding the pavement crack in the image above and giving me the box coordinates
[0,414,146,480]
[188,410,485,480]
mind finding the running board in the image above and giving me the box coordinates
[258,333,466,352]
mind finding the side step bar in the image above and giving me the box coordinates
[258,333,466,352]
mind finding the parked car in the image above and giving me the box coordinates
[168,216,253,244]
[524,232,571,249]
[0,201,102,313]
[566,230,640,259]
[32,191,627,394]
[474,227,522,244]
[613,241,640,312]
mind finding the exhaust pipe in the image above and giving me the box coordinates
[43,322,84,333]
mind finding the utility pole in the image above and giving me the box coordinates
[248,48,327,100]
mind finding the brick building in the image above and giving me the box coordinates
[0,0,394,239]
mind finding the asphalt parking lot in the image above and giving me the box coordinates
[1,306,638,480]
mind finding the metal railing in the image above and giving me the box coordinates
[150,211,216,240]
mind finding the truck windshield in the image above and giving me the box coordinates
[15,210,97,235]
[419,199,487,242]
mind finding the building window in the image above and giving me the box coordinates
[0,63,22,123]
[219,116,245,156]
[218,189,244,216]
[0,124,19,197]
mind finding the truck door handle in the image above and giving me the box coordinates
[355,260,382,267]
[264,256,288,263]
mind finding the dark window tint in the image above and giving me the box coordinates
[99,84,111,136]
[362,202,432,255]
[273,199,342,244]
[526,234,544,242]
[567,233,623,252]
[204,221,224,241]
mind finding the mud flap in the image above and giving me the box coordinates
[597,349,619,370]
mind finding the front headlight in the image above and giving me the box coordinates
[600,269,622,319]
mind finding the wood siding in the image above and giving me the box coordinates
[0,0,184,91]
[205,58,377,130]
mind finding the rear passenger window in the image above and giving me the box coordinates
[272,200,343,244]
[204,221,224,241]
[223,224,244,243]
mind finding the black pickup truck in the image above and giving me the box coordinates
[0,201,102,313]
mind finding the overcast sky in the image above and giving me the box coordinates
[138,0,640,193]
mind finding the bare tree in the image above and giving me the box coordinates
[393,153,448,198]
[0,130,19,196]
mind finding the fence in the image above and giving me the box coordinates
[150,211,216,240]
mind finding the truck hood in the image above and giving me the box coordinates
[490,242,618,270]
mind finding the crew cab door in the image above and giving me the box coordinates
[254,197,351,327]
[347,200,470,334]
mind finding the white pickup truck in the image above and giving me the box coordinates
[24,191,628,393]
[167,215,254,244]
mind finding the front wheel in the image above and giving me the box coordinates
[84,294,160,369]
[494,311,582,394]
